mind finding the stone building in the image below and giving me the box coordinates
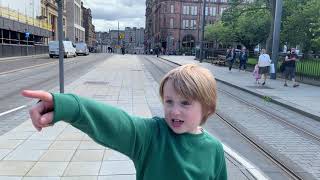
[40,0,67,41]
[145,0,230,54]
[0,0,52,57]
[124,27,144,54]
[81,2,96,48]
[65,0,85,42]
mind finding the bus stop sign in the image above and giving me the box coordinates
[25,32,30,39]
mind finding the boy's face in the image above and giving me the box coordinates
[163,79,203,134]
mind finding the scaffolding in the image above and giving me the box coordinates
[0,6,52,31]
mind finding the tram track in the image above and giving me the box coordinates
[141,55,318,180]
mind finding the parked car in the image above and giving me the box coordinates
[74,42,89,56]
[48,41,77,58]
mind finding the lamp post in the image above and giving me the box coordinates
[270,0,283,79]
[199,0,206,63]
[56,0,64,93]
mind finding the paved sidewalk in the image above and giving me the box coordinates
[160,55,320,121]
[0,55,147,179]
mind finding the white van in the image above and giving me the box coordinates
[48,41,77,58]
[75,42,89,56]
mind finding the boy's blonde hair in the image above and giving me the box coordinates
[159,64,217,125]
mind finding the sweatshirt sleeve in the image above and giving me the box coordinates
[51,93,154,161]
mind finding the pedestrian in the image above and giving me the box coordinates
[284,48,299,87]
[239,47,248,71]
[226,47,236,71]
[258,48,271,85]
[253,64,261,84]
[21,64,227,180]
[155,46,160,57]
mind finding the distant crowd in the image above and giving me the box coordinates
[225,47,300,87]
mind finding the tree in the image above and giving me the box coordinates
[233,9,271,51]
[281,0,320,53]
[204,21,235,45]
[205,0,270,52]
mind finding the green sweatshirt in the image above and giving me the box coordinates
[52,93,227,180]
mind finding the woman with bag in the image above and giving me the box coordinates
[258,49,271,85]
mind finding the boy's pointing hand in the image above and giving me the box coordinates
[21,90,54,131]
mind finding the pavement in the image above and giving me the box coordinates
[160,55,320,121]
[0,55,257,180]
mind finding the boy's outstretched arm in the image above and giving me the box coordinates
[22,90,154,161]
[21,90,54,131]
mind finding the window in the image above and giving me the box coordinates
[220,7,227,15]
[190,20,197,29]
[170,18,174,28]
[170,5,174,13]
[182,20,196,29]
[182,20,189,29]
[191,6,197,15]
[206,7,216,16]
[183,6,190,15]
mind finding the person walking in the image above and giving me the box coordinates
[239,47,248,71]
[258,48,271,85]
[226,47,236,71]
[252,64,261,84]
[284,48,299,87]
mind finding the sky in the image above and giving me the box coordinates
[82,0,146,32]
[0,0,145,32]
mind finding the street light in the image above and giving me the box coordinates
[270,0,283,79]
[199,0,206,63]
[56,0,64,93]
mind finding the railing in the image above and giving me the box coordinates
[0,6,52,31]
[204,48,320,86]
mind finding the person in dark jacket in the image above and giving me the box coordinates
[284,48,299,87]
[239,47,248,71]
[226,47,236,71]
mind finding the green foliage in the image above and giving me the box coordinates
[233,10,271,50]
[205,0,320,53]
[281,0,320,52]
[205,21,235,44]
[206,0,271,51]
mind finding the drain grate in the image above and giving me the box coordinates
[85,81,109,85]
[246,85,274,89]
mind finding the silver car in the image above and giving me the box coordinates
[75,42,89,56]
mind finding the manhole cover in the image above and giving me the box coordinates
[85,81,109,85]
[246,86,274,89]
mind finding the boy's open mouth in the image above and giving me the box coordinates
[172,119,184,127]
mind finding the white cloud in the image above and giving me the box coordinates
[82,0,145,31]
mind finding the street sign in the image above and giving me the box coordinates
[25,32,30,38]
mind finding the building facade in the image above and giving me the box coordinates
[41,0,67,41]
[145,0,230,54]
[66,0,85,42]
[81,2,96,48]
[0,0,52,57]
[124,27,145,54]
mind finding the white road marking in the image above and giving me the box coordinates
[0,105,27,117]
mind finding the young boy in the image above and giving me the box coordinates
[22,64,227,180]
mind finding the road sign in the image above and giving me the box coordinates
[25,32,30,38]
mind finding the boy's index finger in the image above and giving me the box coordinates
[21,90,53,102]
